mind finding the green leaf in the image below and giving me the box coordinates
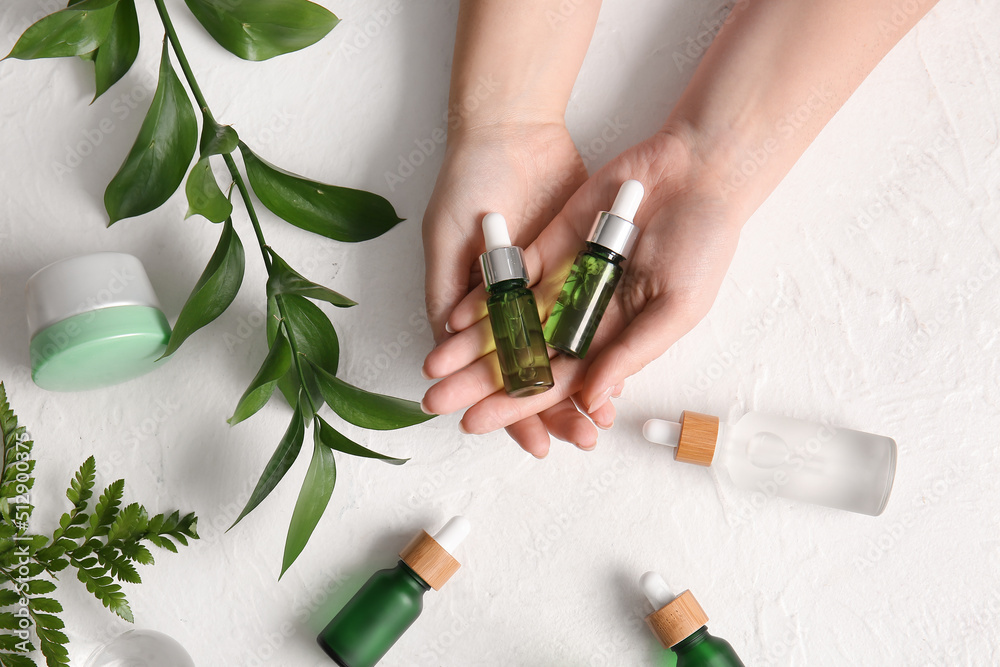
[314,416,408,465]
[185,157,233,223]
[240,143,405,242]
[271,295,339,406]
[310,363,432,432]
[266,249,356,308]
[66,457,96,507]
[88,479,125,537]
[229,404,305,529]
[201,116,239,157]
[280,429,336,577]
[228,332,292,426]
[92,0,139,100]
[315,417,410,466]
[104,39,197,224]
[24,581,56,596]
[4,0,120,61]
[0,652,38,666]
[183,0,339,61]
[107,503,148,542]
[160,218,245,358]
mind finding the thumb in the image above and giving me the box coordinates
[422,226,480,344]
[580,297,694,413]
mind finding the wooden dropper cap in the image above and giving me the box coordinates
[399,516,470,591]
[641,572,710,649]
[642,411,720,467]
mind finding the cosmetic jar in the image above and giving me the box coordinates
[26,252,171,391]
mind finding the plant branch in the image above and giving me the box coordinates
[154,0,318,415]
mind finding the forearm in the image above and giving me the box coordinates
[668,0,939,218]
[449,0,603,133]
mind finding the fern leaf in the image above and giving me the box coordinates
[87,480,125,538]
[65,458,95,510]
[0,651,37,667]
[119,542,154,566]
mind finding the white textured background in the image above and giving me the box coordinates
[2,0,999,665]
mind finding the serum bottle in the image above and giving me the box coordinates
[317,517,471,667]
[643,410,897,515]
[640,572,745,667]
[543,180,643,358]
[480,213,554,397]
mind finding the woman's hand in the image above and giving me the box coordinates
[422,120,614,453]
[422,127,745,456]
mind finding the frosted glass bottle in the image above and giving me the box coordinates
[643,410,896,515]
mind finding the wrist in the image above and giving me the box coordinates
[446,81,567,142]
[659,112,797,228]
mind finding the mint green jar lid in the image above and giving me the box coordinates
[26,252,171,392]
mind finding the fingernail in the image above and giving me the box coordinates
[420,366,431,380]
[445,321,455,334]
[594,419,613,431]
[579,441,597,451]
[458,421,469,434]
[587,387,613,414]
[420,399,436,415]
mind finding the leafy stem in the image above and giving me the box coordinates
[154,0,319,416]
[9,0,425,578]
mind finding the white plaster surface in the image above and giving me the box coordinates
[1,1,999,665]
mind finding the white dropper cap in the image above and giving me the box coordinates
[399,515,471,591]
[640,572,711,648]
[480,213,528,289]
[588,180,644,257]
[640,571,676,611]
[644,412,720,467]
[482,212,512,251]
[609,179,644,223]
[433,516,471,555]
[642,419,681,449]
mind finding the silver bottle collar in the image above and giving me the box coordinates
[588,211,638,258]
[481,246,528,290]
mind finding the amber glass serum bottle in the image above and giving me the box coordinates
[543,180,643,358]
[480,213,554,397]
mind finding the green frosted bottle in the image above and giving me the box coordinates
[480,213,553,397]
[641,572,745,667]
[317,562,428,667]
[317,517,470,667]
[544,180,643,358]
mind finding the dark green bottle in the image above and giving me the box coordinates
[318,517,470,667]
[544,180,643,358]
[641,572,745,667]
[480,213,553,397]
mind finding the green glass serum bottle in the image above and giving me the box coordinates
[317,517,471,667]
[480,213,554,397]
[544,180,644,358]
[641,572,745,667]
